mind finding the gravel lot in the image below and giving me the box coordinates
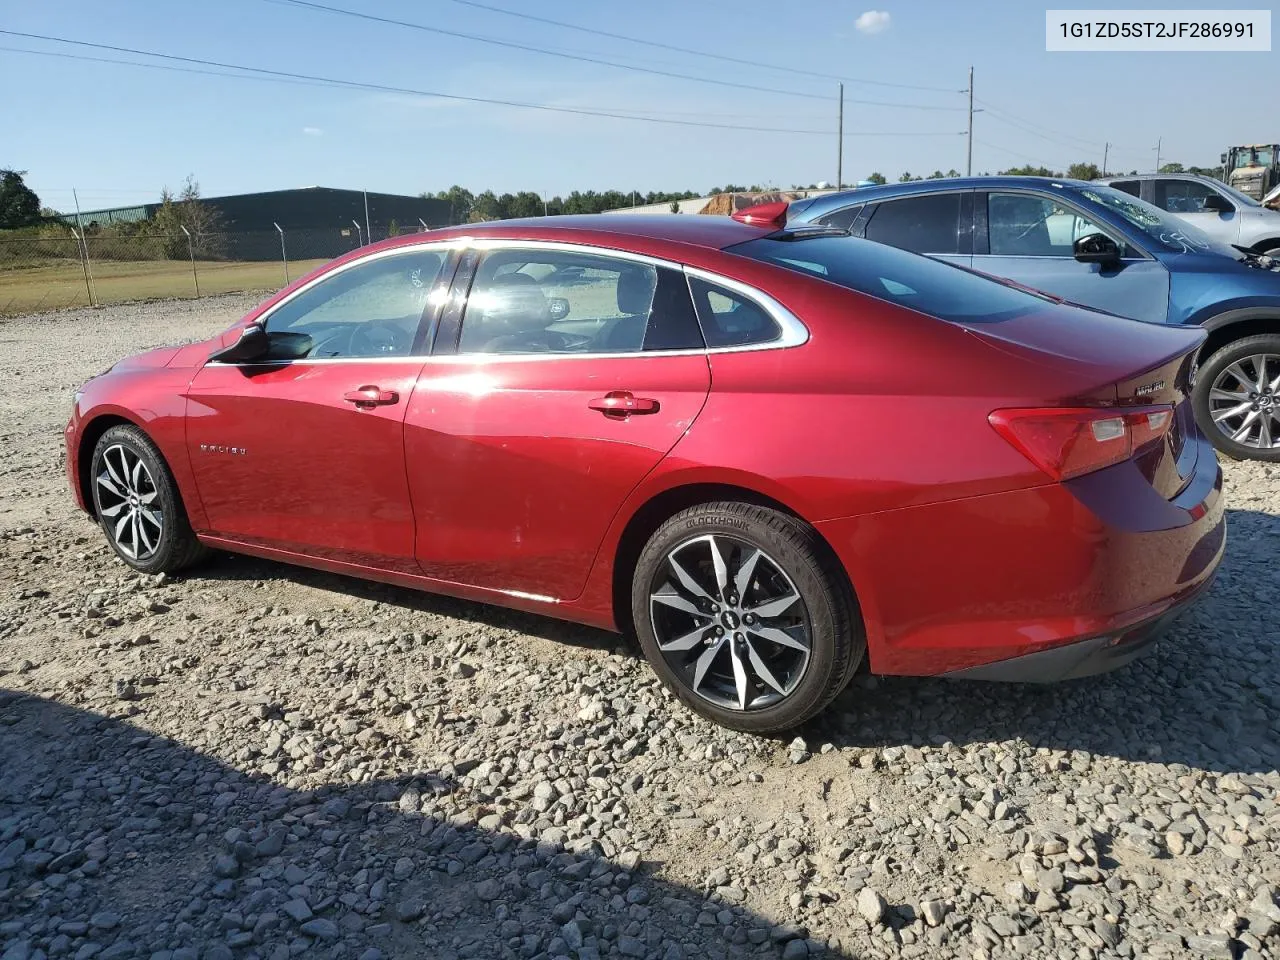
[1,296,1278,960]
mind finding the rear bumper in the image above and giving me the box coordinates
[942,572,1212,682]
[815,435,1224,677]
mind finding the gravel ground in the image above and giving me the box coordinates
[1,297,1278,960]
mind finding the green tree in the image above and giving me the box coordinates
[1067,162,1102,181]
[926,170,946,179]
[469,190,506,222]
[431,185,475,224]
[866,172,887,185]
[152,175,224,259]
[999,165,1060,177]
[1158,162,1185,174]
[898,171,919,182]
[669,200,680,214]
[0,169,42,228]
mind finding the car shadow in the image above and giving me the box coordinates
[183,505,1278,776]
[0,691,849,960]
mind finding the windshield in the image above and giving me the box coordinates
[726,235,1050,324]
[1077,185,1241,258]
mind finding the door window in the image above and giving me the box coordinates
[1109,180,1142,197]
[863,194,961,254]
[457,248,703,354]
[1153,179,1231,213]
[987,193,1117,257]
[263,248,446,359]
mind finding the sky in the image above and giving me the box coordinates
[0,0,1272,213]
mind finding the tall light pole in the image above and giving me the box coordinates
[1153,137,1162,173]
[836,82,844,190]
[966,66,974,176]
[1102,142,1110,176]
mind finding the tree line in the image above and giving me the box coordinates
[0,162,1236,232]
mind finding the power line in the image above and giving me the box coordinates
[0,36,965,137]
[973,139,1069,171]
[265,0,966,111]
[434,0,961,93]
[973,98,1106,149]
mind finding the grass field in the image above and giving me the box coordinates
[0,258,331,316]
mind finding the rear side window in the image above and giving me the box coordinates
[863,194,961,254]
[726,235,1046,324]
[815,205,862,231]
[687,277,782,347]
[1109,180,1142,197]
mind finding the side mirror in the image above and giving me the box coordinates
[209,323,268,364]
[1200,192,1233,213]
[1073,233,1122,266]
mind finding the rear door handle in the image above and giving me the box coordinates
[343,385,400,408]
[588,392,660,417]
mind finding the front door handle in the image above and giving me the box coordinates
[343,385,399,408]
[588,391,660,417]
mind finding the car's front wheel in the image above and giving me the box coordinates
[631,502,863,732]
[1192,334,1280,461]
[90,424,209,573]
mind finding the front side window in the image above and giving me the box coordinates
[1154,179,1229,213]
[457,248,702,355]
[987,193,1116,257]
[263,248,445,359]
[863,194,961,254]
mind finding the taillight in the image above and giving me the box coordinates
[989,406,1174,481]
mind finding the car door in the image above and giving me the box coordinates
[858,191,972,269]
[404,242,711,601]
[184,244,454,570]
[1152,177,1241,245]
[974,189,1170,324]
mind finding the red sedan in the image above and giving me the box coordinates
[65,208,1224,731]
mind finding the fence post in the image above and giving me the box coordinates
[70,228,97,308]
[180,225,200,298]
[274,222,288,285]
[352,219,363,247]
[418,217,428,233]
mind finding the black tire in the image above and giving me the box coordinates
[1192,334,1280,462]
[90,424,210,574]
[631,501,864,733]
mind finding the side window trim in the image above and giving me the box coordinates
[683,267,808,351]
[977,189,1153,262]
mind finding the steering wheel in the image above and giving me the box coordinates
[350,320,410,357]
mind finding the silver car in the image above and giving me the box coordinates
[1097,173,1280,257]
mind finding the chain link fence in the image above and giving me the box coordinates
[0,223,430,317]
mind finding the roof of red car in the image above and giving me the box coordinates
[380,214,772,254]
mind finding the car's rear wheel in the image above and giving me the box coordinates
[90,424,209,574]
[1192,335,1280,461]
[631,502,863,732]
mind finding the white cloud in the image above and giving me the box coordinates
[854,10,891,34]
[302,126,323,136]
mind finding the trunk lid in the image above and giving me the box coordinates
[962,303,1205,499]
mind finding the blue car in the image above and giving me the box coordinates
[789,177,1280,460]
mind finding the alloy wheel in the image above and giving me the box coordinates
[95,443,164,560]
[648,534,811,712]
[1208,353,1280,449]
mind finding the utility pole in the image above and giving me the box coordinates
[1102,142,1110,176]
[363,190,372,241]
[966,66,974,176]
[836,82,844,190]
[1154,137,1162,173]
